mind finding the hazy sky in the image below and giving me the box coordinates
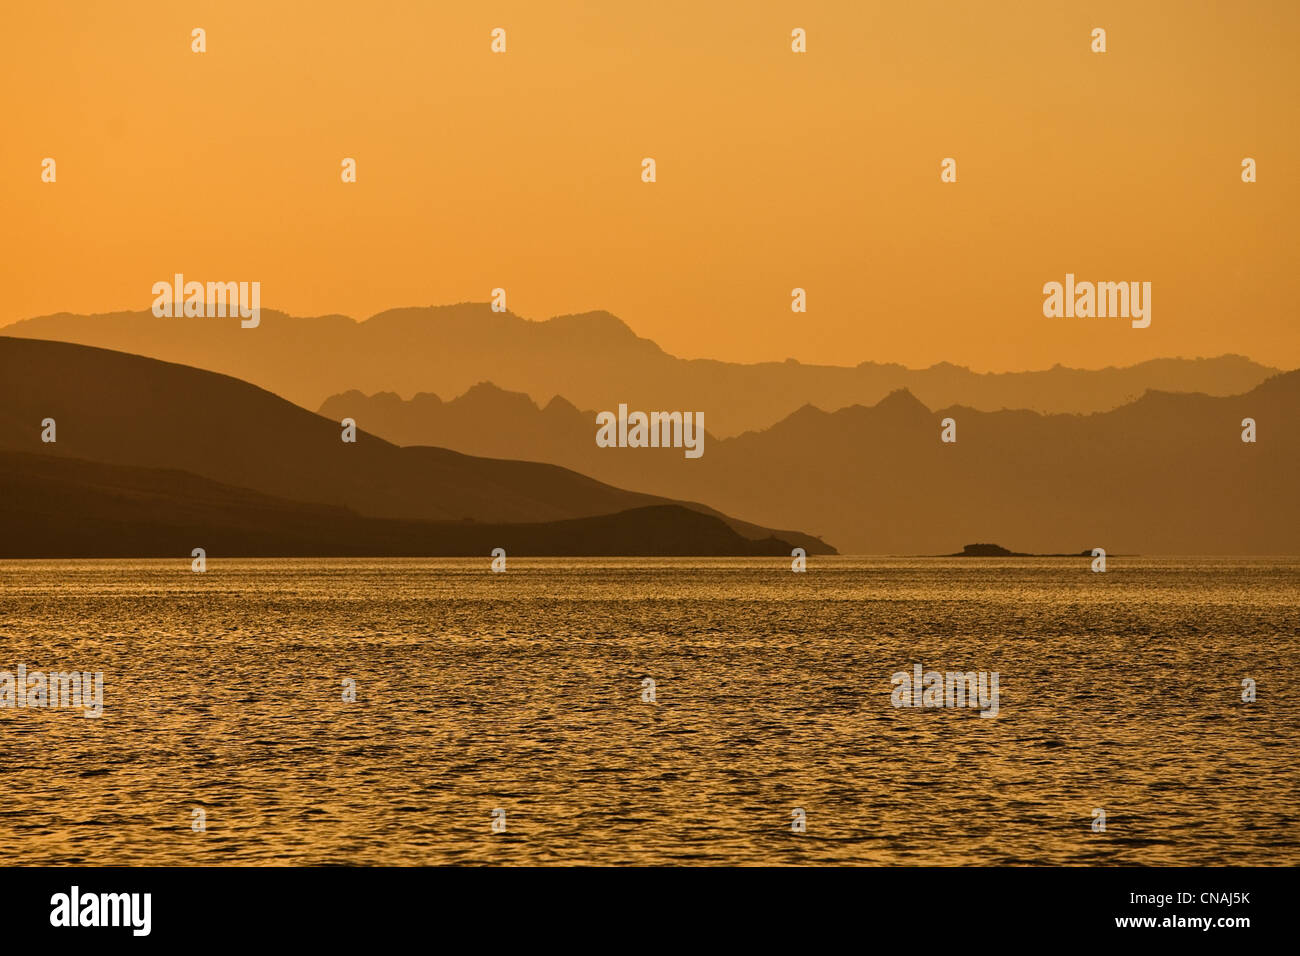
[2,0,1296,371]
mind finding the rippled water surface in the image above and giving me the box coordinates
[1,557,1297,865]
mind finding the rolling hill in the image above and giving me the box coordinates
[0,451,791,558]
[0,337,832,555]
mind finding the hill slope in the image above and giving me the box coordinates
[0,451,790,558]
[0,337,833,554]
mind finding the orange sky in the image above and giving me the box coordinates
[2,0,1296,371]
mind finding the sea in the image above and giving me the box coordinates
[1,557,1296,865]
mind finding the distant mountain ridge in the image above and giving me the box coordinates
[2,304,1279,437]
[322,374,1300,555]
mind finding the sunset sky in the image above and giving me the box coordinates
[2,0,1296,371]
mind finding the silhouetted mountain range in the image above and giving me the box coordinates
[323,375,1300,555]
[0,337,831,556]
[3,305,1278,437]
[0,451,790,558]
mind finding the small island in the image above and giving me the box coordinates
[948,543,1098,557]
